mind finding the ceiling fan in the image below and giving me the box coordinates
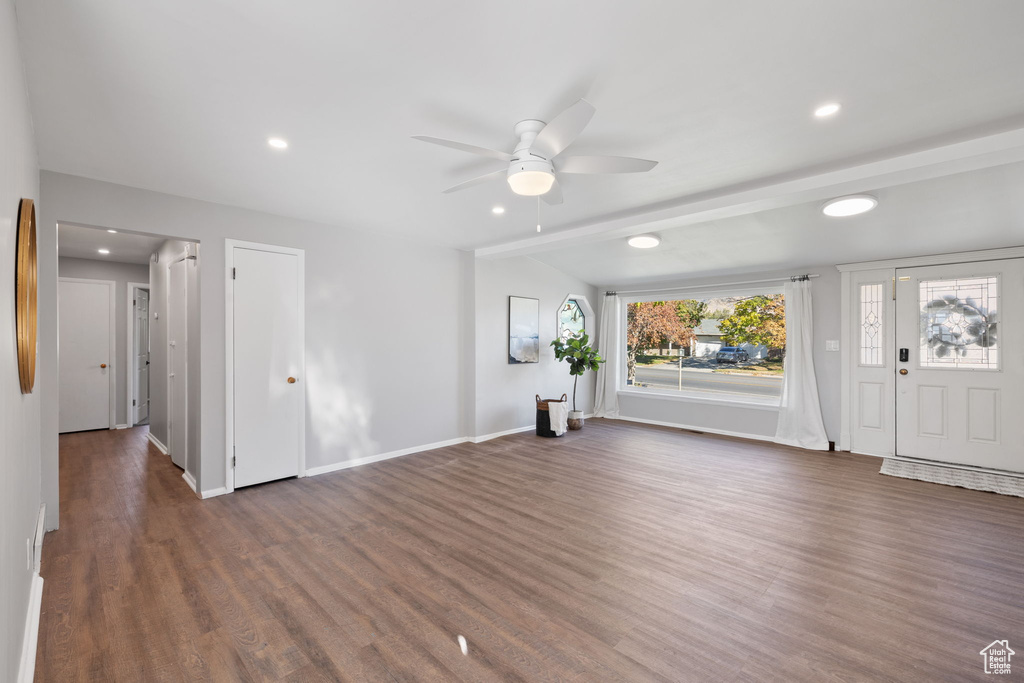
[413,99,657,205]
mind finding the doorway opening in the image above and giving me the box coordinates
[57,223,202,491]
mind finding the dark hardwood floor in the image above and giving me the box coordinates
[38,421,1024,681]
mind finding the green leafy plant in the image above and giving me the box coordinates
[550,332,605,412]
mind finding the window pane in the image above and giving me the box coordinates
[859,283,884,366]
[624,295,784,399]
[559,299,585,339]
[919,276,998,369]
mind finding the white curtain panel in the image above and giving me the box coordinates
[594,293,620,418]
[775,279,829,450]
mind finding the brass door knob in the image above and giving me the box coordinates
[899,368,908,375]
[100,363,107,369]
[287,377,296,384]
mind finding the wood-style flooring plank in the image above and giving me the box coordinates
[36,421,1024,681]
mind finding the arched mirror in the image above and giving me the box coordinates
[16,198,38,394]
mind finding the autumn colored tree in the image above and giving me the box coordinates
[719,295,786,357]
[626,302,696,382]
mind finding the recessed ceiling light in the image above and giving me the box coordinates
[814,102,841,118]
[97,249,110,255]
[268,137,288,149]
[107,229,117,233]
[627,234,660,249]
[822,194,878,217]
[491,206,505,215]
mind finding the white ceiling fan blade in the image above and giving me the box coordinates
[529,99,596,160]
[442,168,508,194]
[558,155,658,174]
[413,136,513,162]
[541,178,563,205]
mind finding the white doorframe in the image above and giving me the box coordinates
[224,238,306,493]
[125,281,149,426]
[838,245,1024,456]
[59,276,117,430]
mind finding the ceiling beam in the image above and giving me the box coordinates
[475,127,1024,260]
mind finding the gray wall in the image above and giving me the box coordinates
[38,171,466,508]
[0,0,41,678]
[474,256,600,437]
[57,257,149,425]
[602,265,843,444]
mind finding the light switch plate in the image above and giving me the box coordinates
[825,340,840,351]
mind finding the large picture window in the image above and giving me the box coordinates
[623,292,785,400]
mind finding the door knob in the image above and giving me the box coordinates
[287,377,296,384]
[899,368,908,375]
[100,363,107,369]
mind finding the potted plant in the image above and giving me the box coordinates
[550,332,604,430]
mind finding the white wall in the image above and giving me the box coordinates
[57,257,149,425]
[474,256,599,437]
[604,266,843,444]
[1,0,41,678]
[38,171,466,505]
[146,239,199,482]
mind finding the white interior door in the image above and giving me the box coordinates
[59,279,114,433]
[134,288,150,425]
[232,246,303,488]
[895,258,1023,472]
[167,260,188,469]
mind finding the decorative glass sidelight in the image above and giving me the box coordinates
[919,276,999,369]
[860,283,884,366]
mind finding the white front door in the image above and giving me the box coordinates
[59,278,114,433]
[232,246,303,488]
[895,258,1023,472]
[134,288,150,425]
[167,260,188,469]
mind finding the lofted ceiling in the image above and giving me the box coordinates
[58,224,166,264]
[14,0,1024,273]
[531,161,1024,286]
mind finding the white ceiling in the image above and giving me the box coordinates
[532,161,1024,286]
[15,0,1024,275]
[58,224,165,264]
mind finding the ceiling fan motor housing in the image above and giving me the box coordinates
[508,119,555,195]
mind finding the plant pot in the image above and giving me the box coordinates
[567,410,584,431]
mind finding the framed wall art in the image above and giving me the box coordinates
[508,295,539,364]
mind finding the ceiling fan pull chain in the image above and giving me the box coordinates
[537,197,542,232]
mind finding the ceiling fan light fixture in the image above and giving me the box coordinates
[507,169,555,196]
[628,234,660,249]
[822,194,877,217]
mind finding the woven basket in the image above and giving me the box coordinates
[536,394,567,438]
[535,394,568,410]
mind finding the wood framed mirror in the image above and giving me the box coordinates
[16,198,37,394]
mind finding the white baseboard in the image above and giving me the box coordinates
[305,436,469,477]
[17,573,44,683]
[469,425,534,444]
[200,487,230,499]
[147,432,168,455]
[614,415,777,444]
[182,471,198,494]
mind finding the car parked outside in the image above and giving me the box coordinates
[716,347,749,363]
